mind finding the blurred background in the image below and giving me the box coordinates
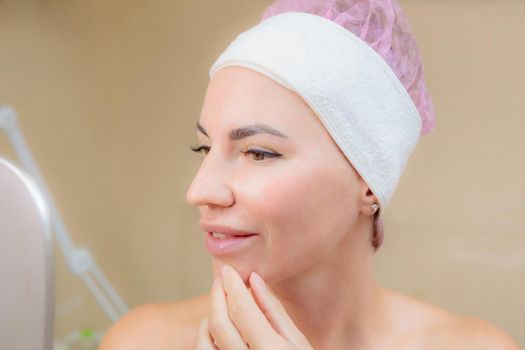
[0,0,523,347]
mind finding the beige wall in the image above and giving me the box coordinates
[1,0,523,346]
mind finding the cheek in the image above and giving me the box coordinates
[235,162,335,223]
[234,161,360,277]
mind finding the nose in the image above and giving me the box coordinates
[186,154,234,208]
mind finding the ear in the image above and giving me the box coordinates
[358,181,379,216]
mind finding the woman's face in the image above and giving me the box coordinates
[186,67,373,283]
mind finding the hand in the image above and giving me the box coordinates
[195,265,314,350]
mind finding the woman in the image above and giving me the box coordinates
[101,1,519,349]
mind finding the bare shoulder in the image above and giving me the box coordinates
[99,294,210,350]
[430,315,521,350]
[382,288,520,350]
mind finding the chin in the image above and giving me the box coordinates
[211,257,257,284]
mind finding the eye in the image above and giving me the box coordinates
[190,144,210,156]
[241,148,282,162]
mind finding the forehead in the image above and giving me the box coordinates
[197,67,358,175]
[199,67,317,134]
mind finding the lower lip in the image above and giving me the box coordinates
[205,232,258,256]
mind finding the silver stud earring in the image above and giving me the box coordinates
[371,203,379,215]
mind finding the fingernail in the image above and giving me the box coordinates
[220,264,232,276]
[250,272,266,290]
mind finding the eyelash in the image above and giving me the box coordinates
[190,144,282,161]
[190,145,210,154]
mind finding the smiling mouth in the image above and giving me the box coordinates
[205,231,259,256]
[210,232,257,239]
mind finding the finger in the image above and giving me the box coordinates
[209,278,248,349]
[195,317,217,350]
[249,272,312,348]
[220,265,281,348]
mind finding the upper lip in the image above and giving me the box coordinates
[200,222,258,237]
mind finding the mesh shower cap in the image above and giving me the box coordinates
[261,0,436,135]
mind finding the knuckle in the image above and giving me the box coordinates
[207,314,224,335]
[228,299,248,322]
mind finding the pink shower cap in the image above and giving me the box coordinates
[261,0,436,135]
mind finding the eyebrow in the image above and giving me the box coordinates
[196,122,288,140]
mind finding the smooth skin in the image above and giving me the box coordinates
[196,265,313,350]
[100,67,520,350]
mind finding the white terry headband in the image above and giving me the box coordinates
[209,12,422,214]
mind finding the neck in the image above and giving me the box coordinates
[269,231,389,349]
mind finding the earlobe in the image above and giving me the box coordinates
[360,187,379,216]
[370,203,379,215]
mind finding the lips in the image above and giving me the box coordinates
[200,223,258,237]
[201,223,259,255]
[210,231,257,239]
